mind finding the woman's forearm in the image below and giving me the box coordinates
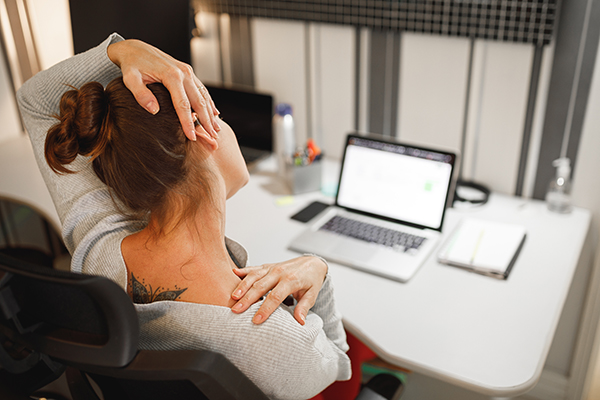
[17,33,124,135]
[16,33,125,232]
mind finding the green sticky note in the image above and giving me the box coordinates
[275,196,295,206]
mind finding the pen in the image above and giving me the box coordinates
[293,139,322,166]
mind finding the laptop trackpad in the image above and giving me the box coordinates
[332,242,374,264]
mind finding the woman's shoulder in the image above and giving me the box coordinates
[136,300,322,345]
[71,214,145,289]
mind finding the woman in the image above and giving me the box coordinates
[17,33,350,399]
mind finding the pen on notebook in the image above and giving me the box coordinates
[470,229,485,264]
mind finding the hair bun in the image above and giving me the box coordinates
[45,81,110,174]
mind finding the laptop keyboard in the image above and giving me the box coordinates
[319,215,427,253]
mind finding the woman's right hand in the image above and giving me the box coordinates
[231,256,328,325]
[107,39,220,142]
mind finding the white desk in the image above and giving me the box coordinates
[0,137,591,398]
[225,158,591,398]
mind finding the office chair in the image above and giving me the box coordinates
[0,199,58,269]
[0,252,401,400]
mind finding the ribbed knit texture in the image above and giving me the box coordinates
[17,33,351,400]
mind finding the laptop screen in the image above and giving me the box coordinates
[336,135,456,231]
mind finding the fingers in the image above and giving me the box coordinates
[293,289,318,326]
[230,257,327,325]
[190,113,219,150]
[122,72,160,115]
[231,266,274,315]
[252,285,296,324]
[232,265,304,324]
[231,266,263,301]
[110,39,220,143]
[194,76,219,116]
[161,75,199,141]
[192,77,221,132]
[183,79,215,137]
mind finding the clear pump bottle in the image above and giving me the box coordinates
[273,103,295,174]
[546,157,572,213]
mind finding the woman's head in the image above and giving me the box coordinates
[45,77,246,233]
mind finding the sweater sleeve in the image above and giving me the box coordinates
[16,33,142,287]
[307,274,349,355]
[16,33,123,227]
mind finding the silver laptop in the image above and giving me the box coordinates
[289,133,457,282]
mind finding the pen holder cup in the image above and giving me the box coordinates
[285,160,322,194]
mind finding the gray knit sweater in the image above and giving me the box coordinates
[17,33,351,400]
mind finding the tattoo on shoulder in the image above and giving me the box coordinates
[130,273,188,304]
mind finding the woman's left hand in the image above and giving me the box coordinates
[231,256,328,325]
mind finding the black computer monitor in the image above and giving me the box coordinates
[206,85,273,163]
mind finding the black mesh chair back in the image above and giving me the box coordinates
[0,252,269,400]
[0,251,138,367]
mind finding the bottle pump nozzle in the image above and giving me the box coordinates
[546,157,572,213]
[552,157,571,186]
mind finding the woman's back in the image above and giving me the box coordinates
[121,224,242,308]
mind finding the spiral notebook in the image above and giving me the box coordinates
[437,218,527,279]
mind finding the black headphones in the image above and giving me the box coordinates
[453,180,491,206]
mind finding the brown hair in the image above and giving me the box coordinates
[45,77,214,234]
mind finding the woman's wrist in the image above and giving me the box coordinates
[107,40,124,67]
[303,253,329,280]
[106,37,130,67]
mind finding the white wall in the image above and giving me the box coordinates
[27,0,73,70]
[248,23,542,194]
[462,40,533,194]
[307,23,355,160]
[0,40,22,143]
[397,33,470,154]
[191,11,221,85]
[0,0,73,144]
[251,18,308,149]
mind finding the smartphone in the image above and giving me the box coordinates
[290,201,330,223]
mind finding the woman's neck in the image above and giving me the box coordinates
[141,207,233,271]
[122,203,241,306]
